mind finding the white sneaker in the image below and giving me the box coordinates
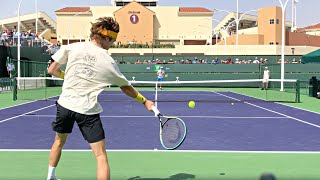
[47,177,61,180]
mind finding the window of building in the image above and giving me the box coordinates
[276,42,279,45]
[270,19,275,24]
[276,19,280,24]
[270,42,274,45]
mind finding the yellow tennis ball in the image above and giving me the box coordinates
[188,101,195,108]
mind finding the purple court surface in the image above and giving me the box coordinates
[1,91,320,151]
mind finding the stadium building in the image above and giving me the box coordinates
[1,0,320,55]
[55,0,214,46]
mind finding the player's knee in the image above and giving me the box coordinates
[54,138,67,148]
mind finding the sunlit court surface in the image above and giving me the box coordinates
[1,0,320,179]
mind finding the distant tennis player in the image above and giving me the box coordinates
[156,66,165,90]
[46,17,154,180]
[262,66,270,90]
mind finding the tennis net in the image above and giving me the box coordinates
[13,77,300,103]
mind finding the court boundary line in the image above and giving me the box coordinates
[0,99,41,111]
[230,91,320,115]
[0,104,55,124]
[22,114,289,119]
[213,92,320,129]
[0,95,59,111]
[1,149,320,154]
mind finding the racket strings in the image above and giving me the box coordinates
[161,119,185,148]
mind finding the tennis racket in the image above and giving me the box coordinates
[152,106,187,150]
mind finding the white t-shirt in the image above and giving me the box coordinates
[157,69,165,78]
[52,42,130,115]
[263,70,270,79]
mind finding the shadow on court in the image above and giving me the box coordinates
[128,173,195,180]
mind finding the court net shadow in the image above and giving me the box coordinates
[128,173,195,180]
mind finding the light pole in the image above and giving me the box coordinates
[291,0,298,31]
[17,0,23,79]
[276,0,290,91]
[200,18,237,55]
[214,7,257,55]
[17,0,39,79]
[35,0,38,34]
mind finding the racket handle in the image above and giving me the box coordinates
[152,106,161,116]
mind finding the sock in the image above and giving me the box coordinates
[47,165,56,179]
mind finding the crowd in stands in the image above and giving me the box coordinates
[116,57,302,65]
[0,29,61,55]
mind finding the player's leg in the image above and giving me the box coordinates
[90,139,110,180]
[156,77,160,89]
[261,79,266,90]
[48,102,76,180]
[49,133,68,167]
[75,113,109,180]
[47,133,68,180]
[265,80,269,89]
[159,78,163,90]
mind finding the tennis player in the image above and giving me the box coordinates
[156,66,165,90]
[262,66,270,90]
[46,17,154,180]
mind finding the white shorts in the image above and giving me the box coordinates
[263,78,269,83]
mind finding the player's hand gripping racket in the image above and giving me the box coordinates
[152,106,187,150]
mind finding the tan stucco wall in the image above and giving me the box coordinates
[114,1,155,44]
[148,7,213,44]
[55,4,213,45]
[219,34,264,45]
[56,13,93,42]
[258,6,282,45]
[238,27,258,34]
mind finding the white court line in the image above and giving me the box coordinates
[213,92,320,129]
[102,93,221,96]
[0,104,55,124]
[0,95,59,111]
[0,99,41,111]
[1,149,320,154]
[22,114,288,119]
[231,91,320,115]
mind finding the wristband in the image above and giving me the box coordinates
[135,92,147,103]
[59,70,65,79]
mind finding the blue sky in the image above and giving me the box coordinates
[1,0,319,28]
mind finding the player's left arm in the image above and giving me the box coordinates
[48,61,64,79]
[48,45,69,79]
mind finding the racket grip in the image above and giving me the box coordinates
[152,106,161,116]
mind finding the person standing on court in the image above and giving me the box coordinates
[46,17,154,180]
[156,66,165,90]
[261,66,270,90]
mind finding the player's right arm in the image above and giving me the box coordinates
[120,85,154,110]
[109,60,154,111]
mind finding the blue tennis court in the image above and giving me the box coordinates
[1,90,320,152]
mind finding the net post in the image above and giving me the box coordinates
[296,79,300,103]
[12,78,17,101]
[155,82,158,107]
